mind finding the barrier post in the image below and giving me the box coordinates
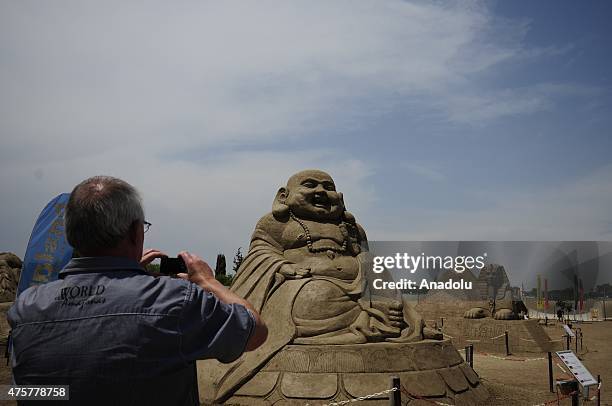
[571,390,579,406]
[597,375,601,406]
[548,352,554,393]
[389,376,401,406]
[566,334,570,351]
[575,331,579,353]
[505,331,510,356]
[469,344,474,368]
[464,346,470,363]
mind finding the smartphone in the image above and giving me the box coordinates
[159,257,186,275]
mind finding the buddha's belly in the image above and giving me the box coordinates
[284,247,360,280]
[292,279,361,324]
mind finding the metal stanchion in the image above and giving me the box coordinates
[505,330,510,356]
[389,376,401,406]
[469,344,474,368]
[575,331,579,353]
[597,375,601,406]
[566,334,571,351]
[548,352,554,393]
[571,389,579,406]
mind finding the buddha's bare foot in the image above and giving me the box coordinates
[386,324,422,343]
[464,308,488,319]
[369,299,406,329]
[494,308,515,320]
[423,327,443,340]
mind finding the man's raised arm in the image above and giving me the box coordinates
[178,251,268,351]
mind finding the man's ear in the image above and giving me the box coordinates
[272,187,290,219]
[128,221,141,244]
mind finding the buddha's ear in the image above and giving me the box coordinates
[343,210,356,223]
[338,192,355,223]
[272,187,290,219]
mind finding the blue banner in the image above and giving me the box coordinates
[17,193,73,296]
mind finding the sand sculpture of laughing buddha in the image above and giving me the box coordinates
[198,170,451,403]
[232,169,442,345]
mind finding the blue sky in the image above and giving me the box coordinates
[1,1,611,283]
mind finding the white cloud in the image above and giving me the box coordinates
[367,164,612,241]
[441,82,600,124]
[1,1,599,264]
[399,162,446,182]
[0,0,549,162]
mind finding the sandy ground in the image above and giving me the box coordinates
[471,321,610,406]
[0,321,609,405]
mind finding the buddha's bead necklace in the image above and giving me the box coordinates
[289,210,350,253]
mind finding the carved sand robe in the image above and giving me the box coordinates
[198,170,487,405]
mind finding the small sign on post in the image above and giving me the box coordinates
[563,324,575,338]
[556,350,598,398]
[563,324,575,351]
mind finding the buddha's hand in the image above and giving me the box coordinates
[278,264,311,279]
[464,307,488,319]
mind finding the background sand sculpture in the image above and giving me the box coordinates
[0,253,21,348]
[463,264,525,320]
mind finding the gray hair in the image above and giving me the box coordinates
[65,176,144,252]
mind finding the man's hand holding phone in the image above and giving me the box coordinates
[160,256,187,275]
[176,251,215,285]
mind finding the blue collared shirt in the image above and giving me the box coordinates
[8,256,254,406]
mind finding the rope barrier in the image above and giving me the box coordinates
[401,384,580,406]
[555,361,568,374]
[531,390,578,406]
[314,376,597,406]
[472,351,546,362]
[586,382,603,402]
[318,387,399,406]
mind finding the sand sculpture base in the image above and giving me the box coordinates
[440,318,562,354]
[210,339,488,405]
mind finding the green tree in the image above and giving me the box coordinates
[215,253,227,276]
[233,247,244,273]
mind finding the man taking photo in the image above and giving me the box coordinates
[8,176,267,405]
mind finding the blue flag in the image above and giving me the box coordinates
[17,193,73,296]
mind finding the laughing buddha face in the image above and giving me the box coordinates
[282,170,345,221]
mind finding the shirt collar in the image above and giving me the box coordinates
[59,256,146,279]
